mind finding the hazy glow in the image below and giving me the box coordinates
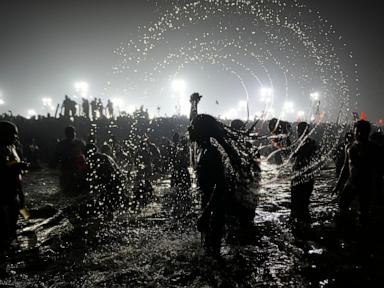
[125,105,136,114]
[222,99,248,120]
[42,97,52,106]
[0,99,4,105]
[283,101,295,114]
[27,109,37,118]
[265,108,275,119]
[171,79,186,92]
[310,92,320,101]
[238,100,247,109]
[260,87,274,103]
[171,79,188,115]
[111,97,124,108]
[297,110,305,118]
[222,108,238,120]
[74,81,89,98]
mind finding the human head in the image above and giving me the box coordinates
[101,143,112,156]
[188,114,223,144]
[268,118,279,133]
[297,122,309,138]
[0,121,19,146]
[353,120,371,142]
[230,119,245,131]
[64,126,76,140]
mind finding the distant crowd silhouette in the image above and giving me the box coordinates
[1,92,384,276]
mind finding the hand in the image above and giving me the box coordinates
[190,93,202,104]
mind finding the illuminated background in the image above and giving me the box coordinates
[0,0,383,123]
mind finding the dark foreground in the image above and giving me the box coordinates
[1,164,384,288]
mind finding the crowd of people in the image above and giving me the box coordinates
[1,92,384,276]
[60,95,116,119]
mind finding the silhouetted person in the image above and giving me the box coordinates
[268,118,292,146]
[169,133,192,217]
[290,122,319,228]
[85,144,126,216]
[97,98,104,118]
[69,98,77,117]
[268,118,292,164]
[189,114,259,256]
[55,126,86,195]
[25,138,41,170]
[0,121,29,274]
[189,92,202,168]
[90,98,98,120]
[334,131,353,178]
[106,99,114,118]
[230,119,245,131]
[82,98,90,119]
[189,115,227,257]
[61,95,72,118]
[332,120,384,228]
[132,137,158,210]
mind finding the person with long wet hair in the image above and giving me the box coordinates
[188,114,260,256]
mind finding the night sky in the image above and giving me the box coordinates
[0,0,383,122]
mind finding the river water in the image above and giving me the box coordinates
[1,162,383,287]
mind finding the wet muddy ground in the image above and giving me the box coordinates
[1,163,384,287]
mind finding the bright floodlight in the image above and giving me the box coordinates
[0,99,4,105]
[74,81,89,98]
[283,101,295,113]
[42,97,52,107]
[171,79,188,115]
[310,92,320,101]
[260,87,273,103]
[171,79,186,92]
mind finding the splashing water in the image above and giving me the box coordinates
[108,0,358,184]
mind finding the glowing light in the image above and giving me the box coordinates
[222,108,238,120]
[297,110,305,121]
[27,109,37,118]
[171,79,186,92]
[171,79,188,115]
[74,81,89,98]
[265,108,275,118]
[260,87,273,103]
[310,92,320,101]
[126,105,136,114]
[238,100,247,109]
[223,100,249,120]
[111,97,124,108]
[0,99,4,105]
[283,101,295,113]
[42,97,53,107]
